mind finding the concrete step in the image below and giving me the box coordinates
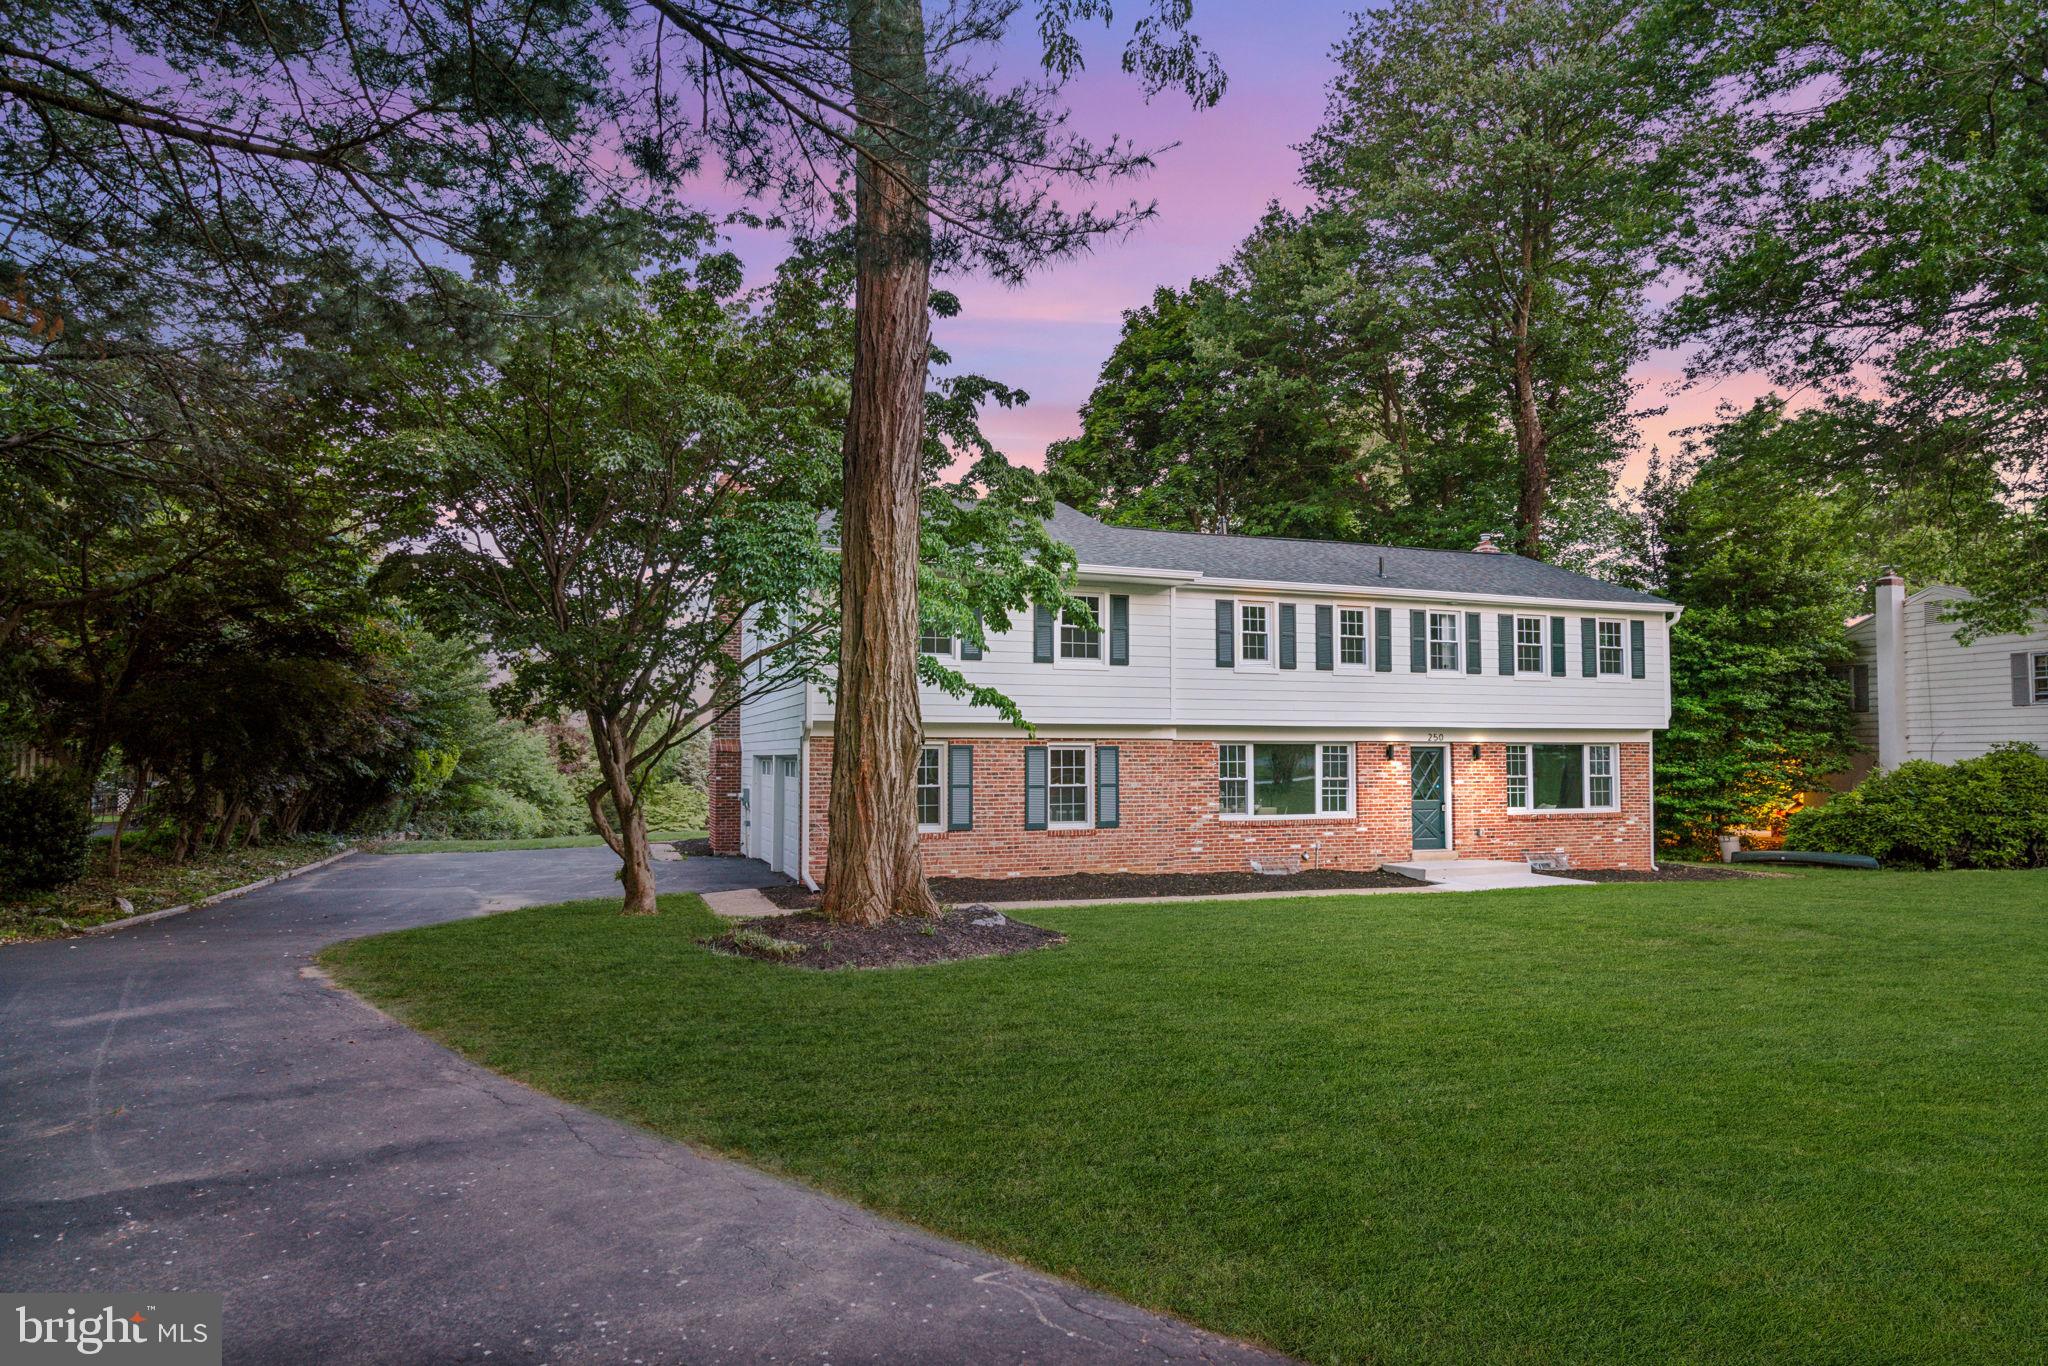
[1384,858,1533,884]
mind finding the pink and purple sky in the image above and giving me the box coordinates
[740,3,1778,491]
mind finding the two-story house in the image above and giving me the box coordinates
[1841,574,2048,785]
[715,505,1680,885]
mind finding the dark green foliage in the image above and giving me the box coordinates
[0,772,94,891]
[1788,746,2048,870]
[1622,406,1862,852]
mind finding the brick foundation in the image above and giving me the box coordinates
[801,738,1652,884]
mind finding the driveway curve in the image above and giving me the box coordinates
[0,847,1279,1363]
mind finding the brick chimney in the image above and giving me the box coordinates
[1473,532,1504,554]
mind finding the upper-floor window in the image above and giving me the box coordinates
[1060,595,1101,661]
[1506,743,1618,812]
[1597,619,1625,676]
[1514,615,1546,674]
[2034,651,2048,703]
[919,628,952,656]
[915,745,944,830]
[1428,611,1461,671]
[1241,603,1270,662]
[1339,608,1368,666]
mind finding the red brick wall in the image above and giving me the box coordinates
[801,738,1653,883]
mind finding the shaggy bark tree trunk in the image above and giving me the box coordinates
[587,711,660,915]
[820,0,940,926]
[1509,273,1549,559]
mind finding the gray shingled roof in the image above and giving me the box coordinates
[1052,504,1675,608]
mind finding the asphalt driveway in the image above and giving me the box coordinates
[0,847,1277,1363]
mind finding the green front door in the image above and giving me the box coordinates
[1411,747,1447,850]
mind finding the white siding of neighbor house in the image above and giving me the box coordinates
[737,609,806,863]
[1892,588,2048,765]
[792,583,1673,736]
[1843,617,1880,786]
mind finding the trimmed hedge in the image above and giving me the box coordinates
[0,772,96,891]
[1786,744,2048,870]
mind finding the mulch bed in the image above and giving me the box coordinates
[1539,863,1777,883]
[757,866,1423,911]
[707,907,1064,970]
[672,837,714,857]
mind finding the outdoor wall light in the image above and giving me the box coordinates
[1472,744,1483,760]
[1385,744,1397,760]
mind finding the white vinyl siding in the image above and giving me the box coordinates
[1848,589,2048,766]
[1506,743,1617,812]
[1217,742,1352,819]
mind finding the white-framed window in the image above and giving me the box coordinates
[1216,742,1353,819]
[1240,603,1270,663]
[1597,619,1625,676]
[1048,744,1092,826]
[1060,595,1102,662]
[915,744,944,830]
[919,628,952,656]
[2034,651,2048,704]
[1428,611,1461,671]
[1514,615,1546,674]
[1505,744,1619,812]
[1339,607,1368,666]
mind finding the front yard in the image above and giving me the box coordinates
[322,871,2048,1363]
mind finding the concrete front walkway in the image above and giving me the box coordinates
[0,847,1280,1364]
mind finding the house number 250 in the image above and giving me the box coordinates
[1423,731,1445,742]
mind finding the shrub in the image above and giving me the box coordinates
[0,772,96,891]
[638,779,708,833]
[1786,744,2048,869]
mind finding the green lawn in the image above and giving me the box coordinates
[321,871,2048,1363]
[371,829,703,854]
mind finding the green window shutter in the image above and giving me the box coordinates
[1465,611,1482,674]
[959,615,982,660]
[1095,746,1120,828]
[1497,613,1514,675]
[1581,617,1597,677]
[1630,620,1646,679]
[1215,599,1235,667]
[1550,616,1566,675]
[1033,604,1054,663]
[1023,746,1048,829]
[1108,594,1130,666]
[1375,607,1393,672]
[1278,604,1297,669]
[1409,609,1426,672]
[947,744,974,830]
[1315,605,1334,670]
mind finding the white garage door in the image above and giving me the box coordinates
[749,757,773,862]
[775,755,801,879]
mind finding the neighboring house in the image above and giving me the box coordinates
[1842,575,2048,783]
[713,504,1680,886]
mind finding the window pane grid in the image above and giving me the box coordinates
[916,747,942,827]
[1598,620,1624,674]
[1241,605,1268,661]
[919,629,951,656]
[1507,745,1529,808]
[1339,609,1367,665]
[1588,745,1614,808]
[1429,612,1460,670]
[1320,744,1351,813]
[1049,746,1089,823]
[2035,652,2048,703]
[1218,744,1247,814]
[1060,596,1101,659]
[1516,616,1544,672]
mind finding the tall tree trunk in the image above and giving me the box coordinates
[587,712,660,915]
[1510,321,1548,558]
[820,0,940,926]
[106,762,147,882]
